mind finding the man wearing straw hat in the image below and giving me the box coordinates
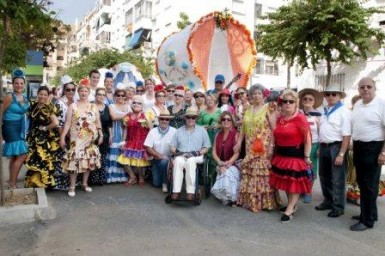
[170,106,211,200]
[144,110,177,193]
[316,85,351,218]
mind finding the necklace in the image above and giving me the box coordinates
[31,104,43,118]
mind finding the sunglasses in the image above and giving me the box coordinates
[116,94,126,97]
[302,97,314,101]
[282,99,296,104]
[132,101,142,105]
[174,94,184,98]
[221,117,232,122]
[359,85,373,90]
[159,118,170,121]
[324,93,337,97]
[136,90,144,93]
[97,93,106,96]
[194,95,204,99]
[66,88,76,92]
[156,94,165,98]
[167,90,175,93]
[185,116,197,120]
[215,81,223,84]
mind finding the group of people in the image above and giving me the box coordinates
[3,68,385,231]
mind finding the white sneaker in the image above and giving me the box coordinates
[68,187,76,197]
[162,183,168,193]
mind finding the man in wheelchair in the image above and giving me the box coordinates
[170,106,211,201]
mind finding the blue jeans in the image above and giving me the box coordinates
[319,142,347,211]
[151,159,169,187]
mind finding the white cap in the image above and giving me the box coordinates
[116,82,126,90]
[60,75,73,86]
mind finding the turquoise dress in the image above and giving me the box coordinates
[2,93,29,157]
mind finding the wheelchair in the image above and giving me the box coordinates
[165,155,210,205]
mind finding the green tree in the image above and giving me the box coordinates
[177,12,191,30]
[257,0,385,88]
[51,48,155,85]
[0,0,60,205]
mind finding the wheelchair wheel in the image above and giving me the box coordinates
[194,190,202,205]
[203,160,212,198]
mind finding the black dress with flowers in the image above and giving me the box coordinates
[24,102,60,188]
[88,105,112,185]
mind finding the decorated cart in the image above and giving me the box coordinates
[156,10,257,92]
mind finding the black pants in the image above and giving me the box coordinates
[353,140,384,227]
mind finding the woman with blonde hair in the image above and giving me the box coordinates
[269,89,312,222]
[59,82,103,197]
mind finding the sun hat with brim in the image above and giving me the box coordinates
[157,109,174,119]
[194,89,205,98]
[298,88,324,108]
[184,106,199,117]
[322,84,346,98]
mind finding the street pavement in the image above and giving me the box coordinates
[0,179,384,256]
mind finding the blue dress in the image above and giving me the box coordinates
[106,104,130,183]
[2,93,29,157]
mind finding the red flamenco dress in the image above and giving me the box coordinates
[269,113,312,194]
[117,112,150,167]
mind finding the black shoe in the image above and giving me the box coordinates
[327,209,344,218]
[279,205,297,213]
[352,215,360,221]
[350,222,372,231]
[280,214,293,223]
[315,203,332,211]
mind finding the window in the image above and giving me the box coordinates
[135,0,152,21]
[57,56,64,61]
[315,73,345,91]
[255,3,262,18]
[255,58,264,74]
[125,9,133,25]
[265,60,279,75]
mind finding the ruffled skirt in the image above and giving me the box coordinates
[270,155,312,194]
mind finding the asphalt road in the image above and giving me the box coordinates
[1,180,384,256]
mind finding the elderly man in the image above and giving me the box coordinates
[350,77,385,231]
[144,110,177,193]
[316,85,351,218]
[170,106,211,200]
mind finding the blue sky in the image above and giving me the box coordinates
[50,0,95,24]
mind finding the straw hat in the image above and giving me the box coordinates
[298,88,324,108]
[322,84,346,98]
[184,106,199,117]
[157,109,174,119]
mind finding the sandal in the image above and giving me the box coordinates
[81,184,92,192]
[68,186,76,197]
[124,178,137,186]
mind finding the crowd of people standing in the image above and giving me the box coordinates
[2,68,385,231]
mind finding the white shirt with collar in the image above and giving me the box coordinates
[352,96,385,142]
[319,102,352,143]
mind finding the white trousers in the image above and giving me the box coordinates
[172,155,204,193]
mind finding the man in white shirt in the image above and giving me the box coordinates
[88,69,100,102]
[316,85,351,218]
[350,77,385,231]
[144,110,177,193]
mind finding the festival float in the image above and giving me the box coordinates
[97,62,144,88]
[156,10,257,92]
